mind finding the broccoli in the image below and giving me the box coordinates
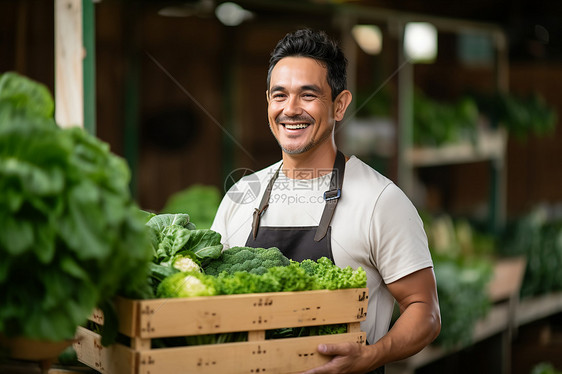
[156,271,217,298]
[204,246,290,276]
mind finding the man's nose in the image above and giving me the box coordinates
[283,96,302,116]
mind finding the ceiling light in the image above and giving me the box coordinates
[352,25,383,55]
[215,2,253,26]
[404,22,437,63]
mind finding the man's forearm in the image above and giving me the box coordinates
[369,301,441,367]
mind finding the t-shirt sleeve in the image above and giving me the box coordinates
[210,194,232,249]
[371,183,433,284]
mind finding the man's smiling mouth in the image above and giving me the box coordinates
[283,123,310,130]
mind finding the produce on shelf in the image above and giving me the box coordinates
[499,206,562,298]
[472,91,557,140]
[412,88,557,147]
[413,90,479,147]
[0,72,153,342]
[432,257,493,348]
[421,212,495,348]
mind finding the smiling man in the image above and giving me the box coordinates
[211,29,441,373]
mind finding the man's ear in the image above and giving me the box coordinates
[334,90,352,122]
[265,90,270,104]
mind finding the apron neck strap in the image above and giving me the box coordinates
[252,164,281,239]
[251,151,346,241]
[314,150,345,241]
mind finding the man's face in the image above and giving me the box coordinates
[267,57,337,156]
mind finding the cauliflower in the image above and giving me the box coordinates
[156,271,217,298]
[172,254,202,273]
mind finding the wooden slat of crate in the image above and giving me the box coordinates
[74,327,134,374]
[113,288,368,338]
[75,326,366,374]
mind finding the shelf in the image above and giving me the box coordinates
[387,292,562,374]
[406,128,507,168]
[388,302,511,373]
[517,292,562,327]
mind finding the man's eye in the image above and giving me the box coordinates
[303,93,317,99]
[272,93,286,99]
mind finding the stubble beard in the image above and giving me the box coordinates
[271,123,334,155]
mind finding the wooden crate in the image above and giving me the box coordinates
[74,288,368,374]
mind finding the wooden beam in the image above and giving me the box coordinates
[55,0,83,128]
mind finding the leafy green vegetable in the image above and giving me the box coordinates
[472,91,557,140]
[146,213,195,232]
[159,256,367,298]
[532,362,562,374]
[420,211,496,348]
[146,213,222,267]
[204,246,291,276]
[413,90,479,147]
[432,257,493,348]
[299,257,368,290]
[499,207,562,298]
[266,323,347,340]
[0,72,153,341]
[153,255,367,346]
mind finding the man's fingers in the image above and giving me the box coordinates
[317,342,353,356]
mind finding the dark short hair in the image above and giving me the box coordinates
[267,29,348,101]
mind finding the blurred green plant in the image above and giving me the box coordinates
[421,212,495,348]
[0,72,153,342]
[532,362,562,374]
[472,91,557,140]
[499,207,562,298]
[413,91,479,147]
[161,184,222,229]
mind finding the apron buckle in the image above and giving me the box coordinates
[323,189,341,201]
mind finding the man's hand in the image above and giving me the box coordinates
[301,342,375,374]
[301,268,441,374]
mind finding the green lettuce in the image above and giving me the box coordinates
[146,213,222,266]
[0,72,153,341]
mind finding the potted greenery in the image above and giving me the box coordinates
[0,73,153,365]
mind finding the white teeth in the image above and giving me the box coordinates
[284,123,309,130]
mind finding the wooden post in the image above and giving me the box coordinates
[55,0,83,128]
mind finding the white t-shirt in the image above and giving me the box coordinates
[211,155,433,344]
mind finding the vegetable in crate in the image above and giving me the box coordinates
[204,246,291,276]
[299,257,368,290]
[143,213,223,295]
[158,254,367,298]
[146,213,222,267]
[157,271,218,298]
[0,72,153,342]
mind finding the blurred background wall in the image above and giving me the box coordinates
[1,0,561,221]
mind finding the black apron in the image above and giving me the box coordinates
[245,151,345,262]
[245,152,387,370]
